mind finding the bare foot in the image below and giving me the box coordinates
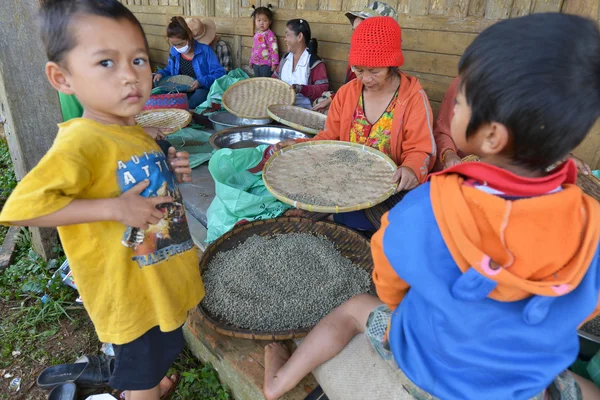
[284,209,303,217]
[263,342,291,400]
[159,374,178,399]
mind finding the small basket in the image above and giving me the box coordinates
[263,141,398,213]
[135,109,192,134]
[222,78,296,119]
[267,104,326,135]
[155,75,195,92]
[142,93,189,111]
[197,217,374,340]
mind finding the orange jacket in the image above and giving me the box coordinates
[302,72,436,183]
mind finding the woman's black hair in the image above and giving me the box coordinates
[286,19,318,55]
[251,4,274,21]
[459,13,600,171]
[166,16,194,43]
[40,0,148,63]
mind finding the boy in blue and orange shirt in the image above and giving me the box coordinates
[263,13,600,400]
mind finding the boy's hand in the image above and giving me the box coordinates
[168,147,192,183]
[116,180,172,229]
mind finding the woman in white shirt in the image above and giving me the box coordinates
[272,19,329,109]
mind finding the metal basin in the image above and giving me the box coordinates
[209,125,310,149]
[579,330,600,360]
[208,111,271,132]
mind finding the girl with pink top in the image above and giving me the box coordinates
[249,5,280,77]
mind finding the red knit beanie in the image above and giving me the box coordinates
[349,16,404,67]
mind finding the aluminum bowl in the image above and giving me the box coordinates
[209,125,310,149]
[578,330,600,360]
[208,111,271,131]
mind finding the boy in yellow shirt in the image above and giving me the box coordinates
[0,1,205,399]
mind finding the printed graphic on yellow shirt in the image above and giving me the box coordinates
[117,150,194,268]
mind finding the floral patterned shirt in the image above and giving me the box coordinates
[349,88,399,157]
[250,29,280,67]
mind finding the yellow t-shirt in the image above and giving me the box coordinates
[0,118,205,344]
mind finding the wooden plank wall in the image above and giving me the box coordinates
[120,0,600,168]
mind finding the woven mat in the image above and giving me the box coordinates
[135,109,192,134]
[264,141,398,213]
[222,78,295,119]
[267,104,326,135]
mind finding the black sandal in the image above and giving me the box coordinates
[48,382,77,400]
[37,355,114,390]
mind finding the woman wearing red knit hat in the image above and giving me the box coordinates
[277,16,436,231]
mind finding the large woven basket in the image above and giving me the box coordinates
[135,109,192,134]
[267,104,327,135]
[263,141,398,213]
[197,217,374,340]
[222,78,296,119]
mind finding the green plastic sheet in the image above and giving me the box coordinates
[165,127,215,169]
[206,145,290,242]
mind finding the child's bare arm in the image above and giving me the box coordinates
[14,180,172,229]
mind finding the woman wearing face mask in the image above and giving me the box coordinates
[275,17,435,231]
[153,16,226,109]
[272,19,329,109]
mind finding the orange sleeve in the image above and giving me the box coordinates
[434,77,459,168]
[296,90,343,143]
[398,90,436,183]
[371,212,410,311]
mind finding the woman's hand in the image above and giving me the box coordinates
[443,151,462,169]
[189,80,200,92]
[272,139,296,153]
[153,73,163,83]
[292,84,303,94]
[570,153,592,175]
[393,167,419,192]
[271,65,278,72]
[312,97,332,113]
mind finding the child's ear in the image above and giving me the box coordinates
[45,62,74,95]
[480,122,510,155]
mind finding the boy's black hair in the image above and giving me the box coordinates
[286,19,318,55]
[459,12,600,171]
[251,4,274,21]
[40,0,148,63]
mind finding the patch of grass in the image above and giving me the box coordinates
[169,349,231,400]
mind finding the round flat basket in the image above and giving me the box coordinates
[222,78,296,119]
[155,75,195,92]
[197,217,374,340]
[267,104,327,135]
[135,109,192,134]
[263,141,398,213]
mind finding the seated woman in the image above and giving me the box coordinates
[272,19,329,109]
[153,17,225,109]
[277,17,435,231]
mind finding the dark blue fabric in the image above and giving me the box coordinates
[333,210,375,231]
[382,182,600,400]
[253,64,272,78]
[109,325,184,391]
[158,41,226,89]
[186,88,209,109]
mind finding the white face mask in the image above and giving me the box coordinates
[175,43,189,54]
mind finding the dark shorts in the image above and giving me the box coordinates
[108,325,184,391]
[253,64,273,78]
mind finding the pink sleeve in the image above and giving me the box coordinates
[268,30,280,66]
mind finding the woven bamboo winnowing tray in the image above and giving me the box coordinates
[135,109,192,134]
[263,141,398,213]
[156,75,195,91]
[267,104,327,135]
[222,78,296,119]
